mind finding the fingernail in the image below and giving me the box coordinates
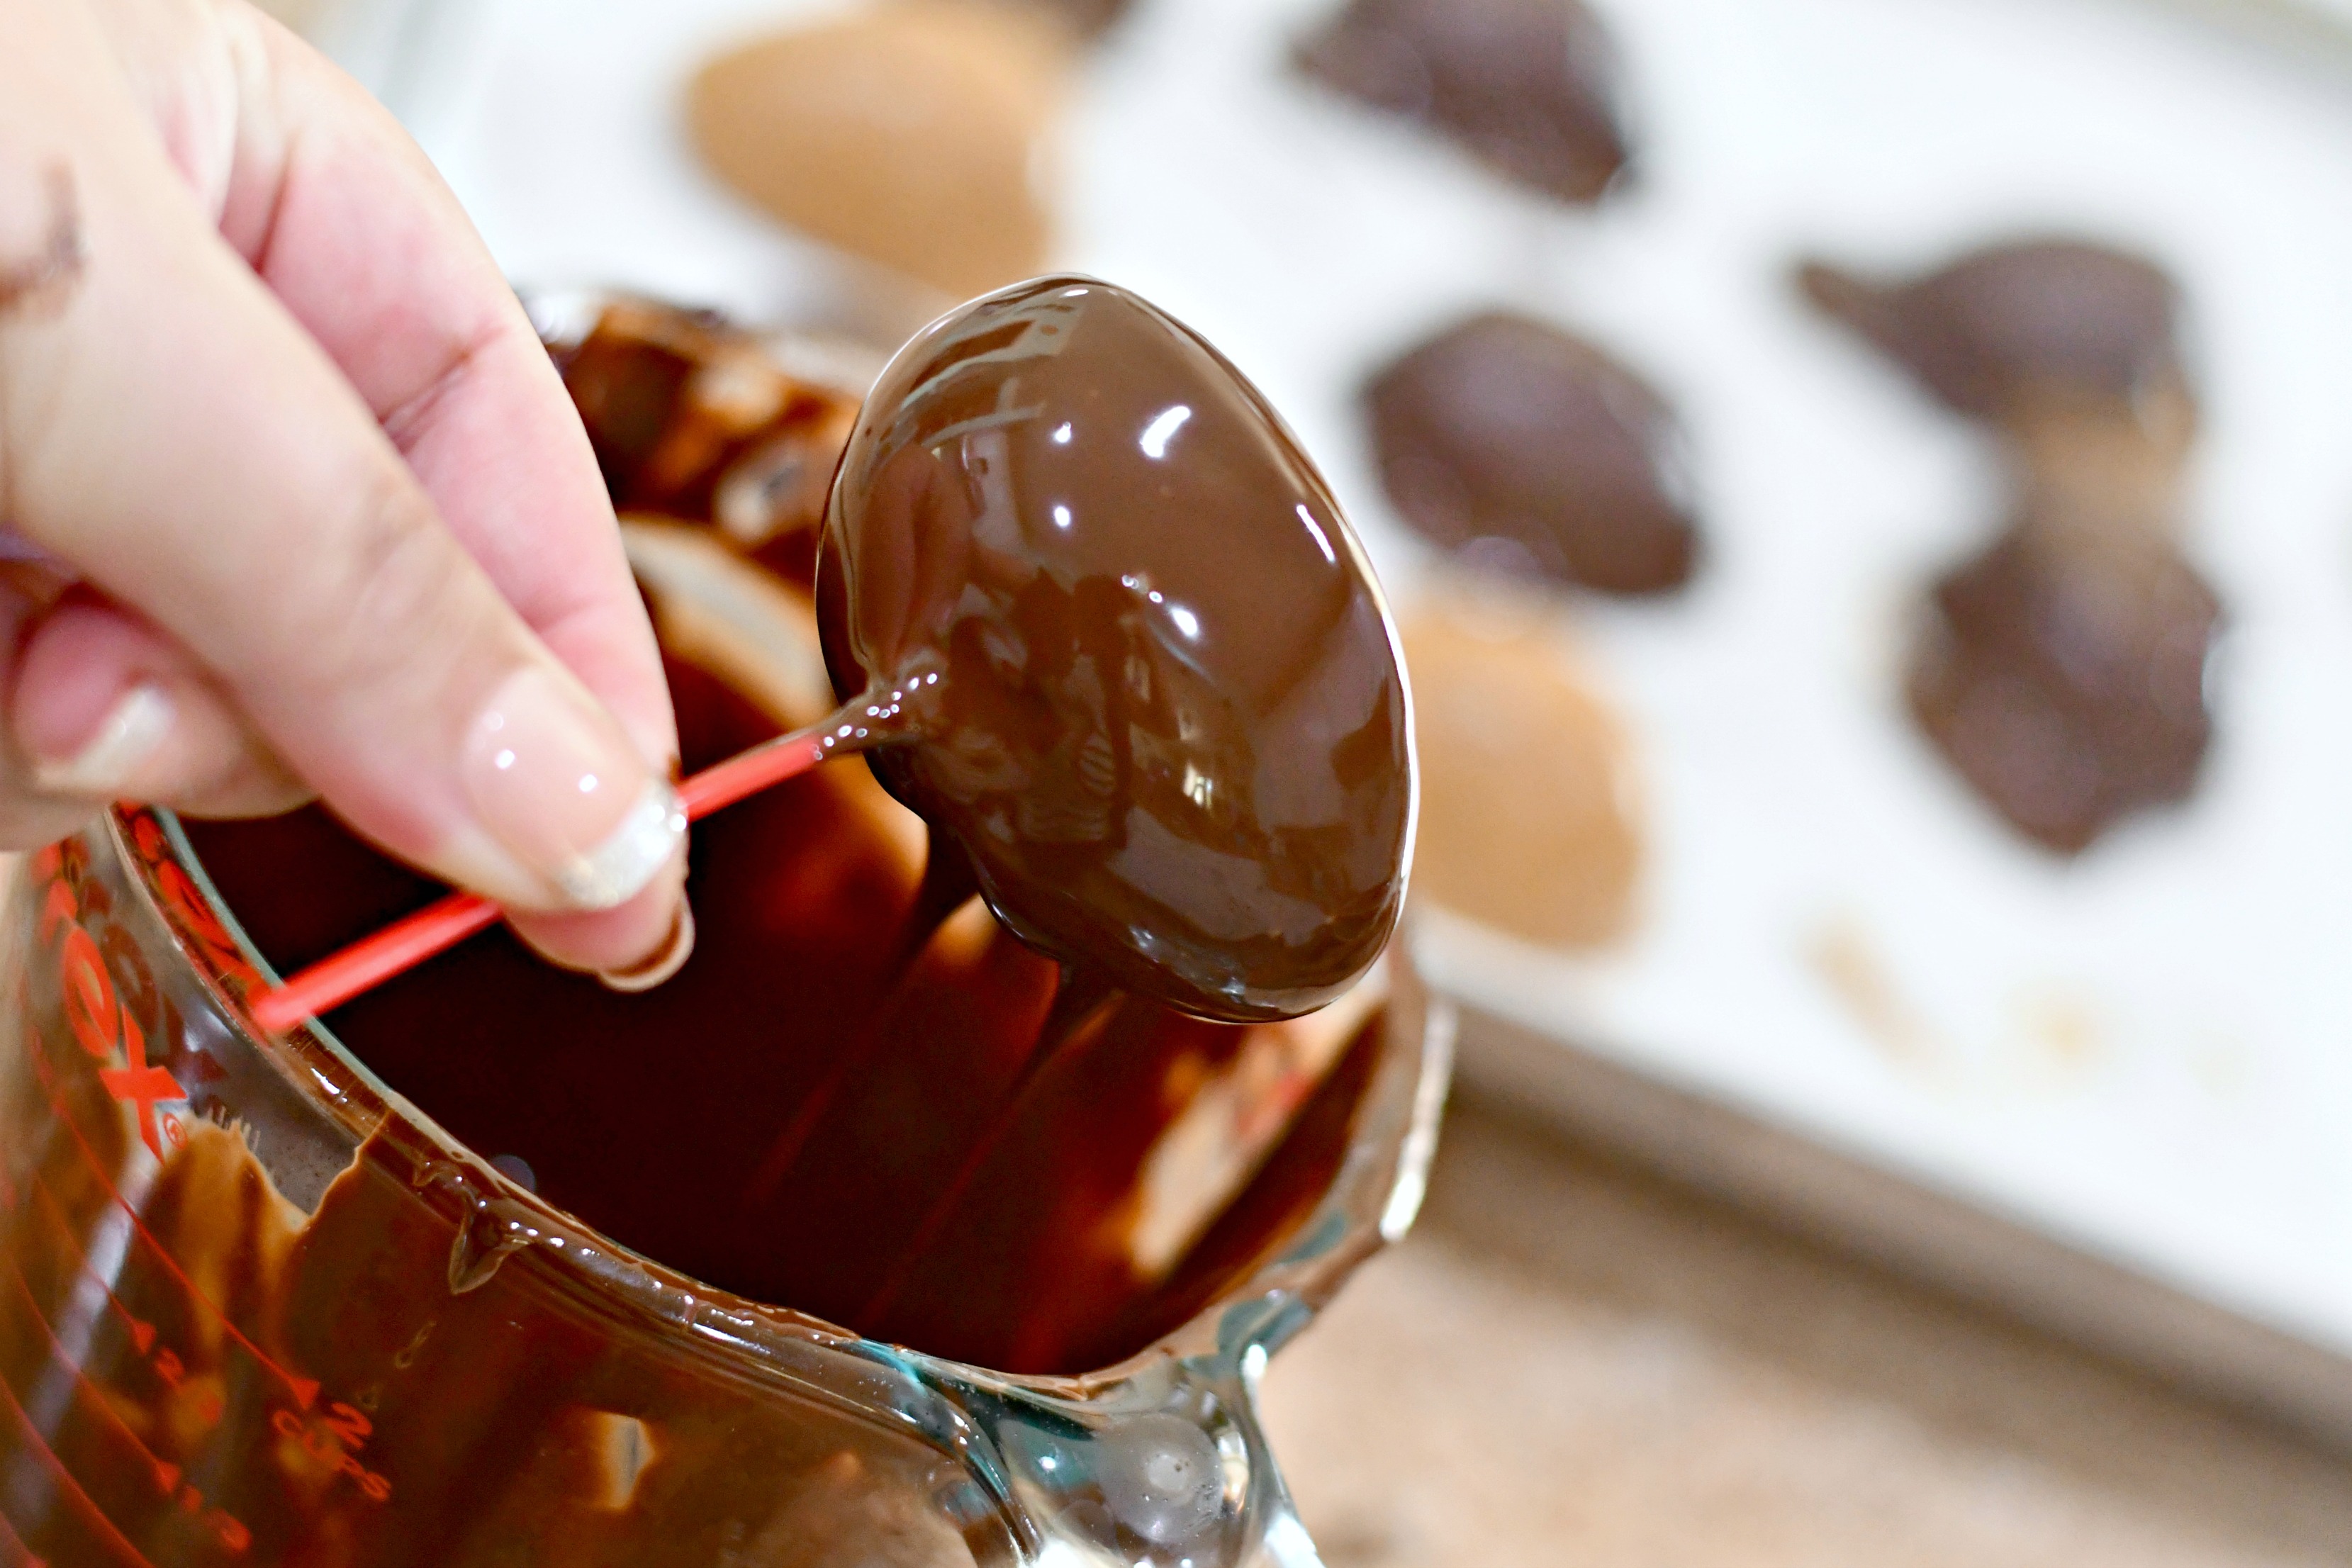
[31,683,173,797]
[461,666,685,910]
[599,902,695,993]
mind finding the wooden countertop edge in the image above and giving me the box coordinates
[1452,1003,2352,1452]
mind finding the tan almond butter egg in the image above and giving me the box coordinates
[1401,598,1644,950]
[688,1,1070,300]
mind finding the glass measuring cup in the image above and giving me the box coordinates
[0,577,1450,1564]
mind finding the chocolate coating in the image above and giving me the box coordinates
[1798,241,2187,426]
[818,276,1415,1023]
[1365,311,1698,595]
[1296,0,1630,205]
[1910,522,2219,853]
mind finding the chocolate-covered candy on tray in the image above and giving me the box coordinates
[1364,310,1698,595]
[1296,0,1632,204]
[1796,240,2190,431]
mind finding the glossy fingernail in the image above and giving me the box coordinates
[598,902,696,993]
[460,666,685,910]
[30,683,172,797]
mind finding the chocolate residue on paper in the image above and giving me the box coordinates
[1365,311,1698,595]
[1399,598,1641,949]
[1296,0,1631,204]
[1797,242,2188,429]
[689,1,1069,299]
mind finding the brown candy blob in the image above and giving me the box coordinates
[689,2,1068,299]
[1365,310,1698,595]
[1910,522,2219,854]
[818,276,1416,1023]
[1400,598,1641,947]
[1801,237,2221,853]
[1796,240,2189,430]
[1296,0,1631,205]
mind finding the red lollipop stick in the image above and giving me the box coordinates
[247,724,842,1033]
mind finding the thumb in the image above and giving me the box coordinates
[0,24,686,973]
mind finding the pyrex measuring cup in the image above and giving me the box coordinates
[0,800,1447,1567]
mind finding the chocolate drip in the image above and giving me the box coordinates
[819,276,1414,1023]
[856,963,1120,1326]
[1800,238,2220,852]
[737,828,982,1206]
[1296,0,1632,204]
[1365,310,1698,595]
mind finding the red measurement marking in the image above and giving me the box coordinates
[95,1017,186,1166]
[1,1251,181,1496]
[26,1043,319,1411]
[0,1374,157,1568]
[26,1180,155,1357]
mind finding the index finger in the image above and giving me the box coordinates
[211,15,675,774]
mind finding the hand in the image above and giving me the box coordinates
[0,0,693,988]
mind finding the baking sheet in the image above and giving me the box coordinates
[347,0,2352,1360]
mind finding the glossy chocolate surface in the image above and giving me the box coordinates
[1297,0,1630,204]
[819,277,1414,1022]
[1798,241,2186,426]
[1365,311,1698,595]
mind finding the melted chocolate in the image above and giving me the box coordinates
[1797,241,2187,427]
[0,288,1423,1565]
[817,277,1414,1023]
[548,297,860,568]
[1364,311,1698,595]
[177,649,1378,1374]
[1296,0,1631,205]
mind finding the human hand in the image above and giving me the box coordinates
[0,0,693,988]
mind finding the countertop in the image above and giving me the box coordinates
[1260,1095,2352,1567]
